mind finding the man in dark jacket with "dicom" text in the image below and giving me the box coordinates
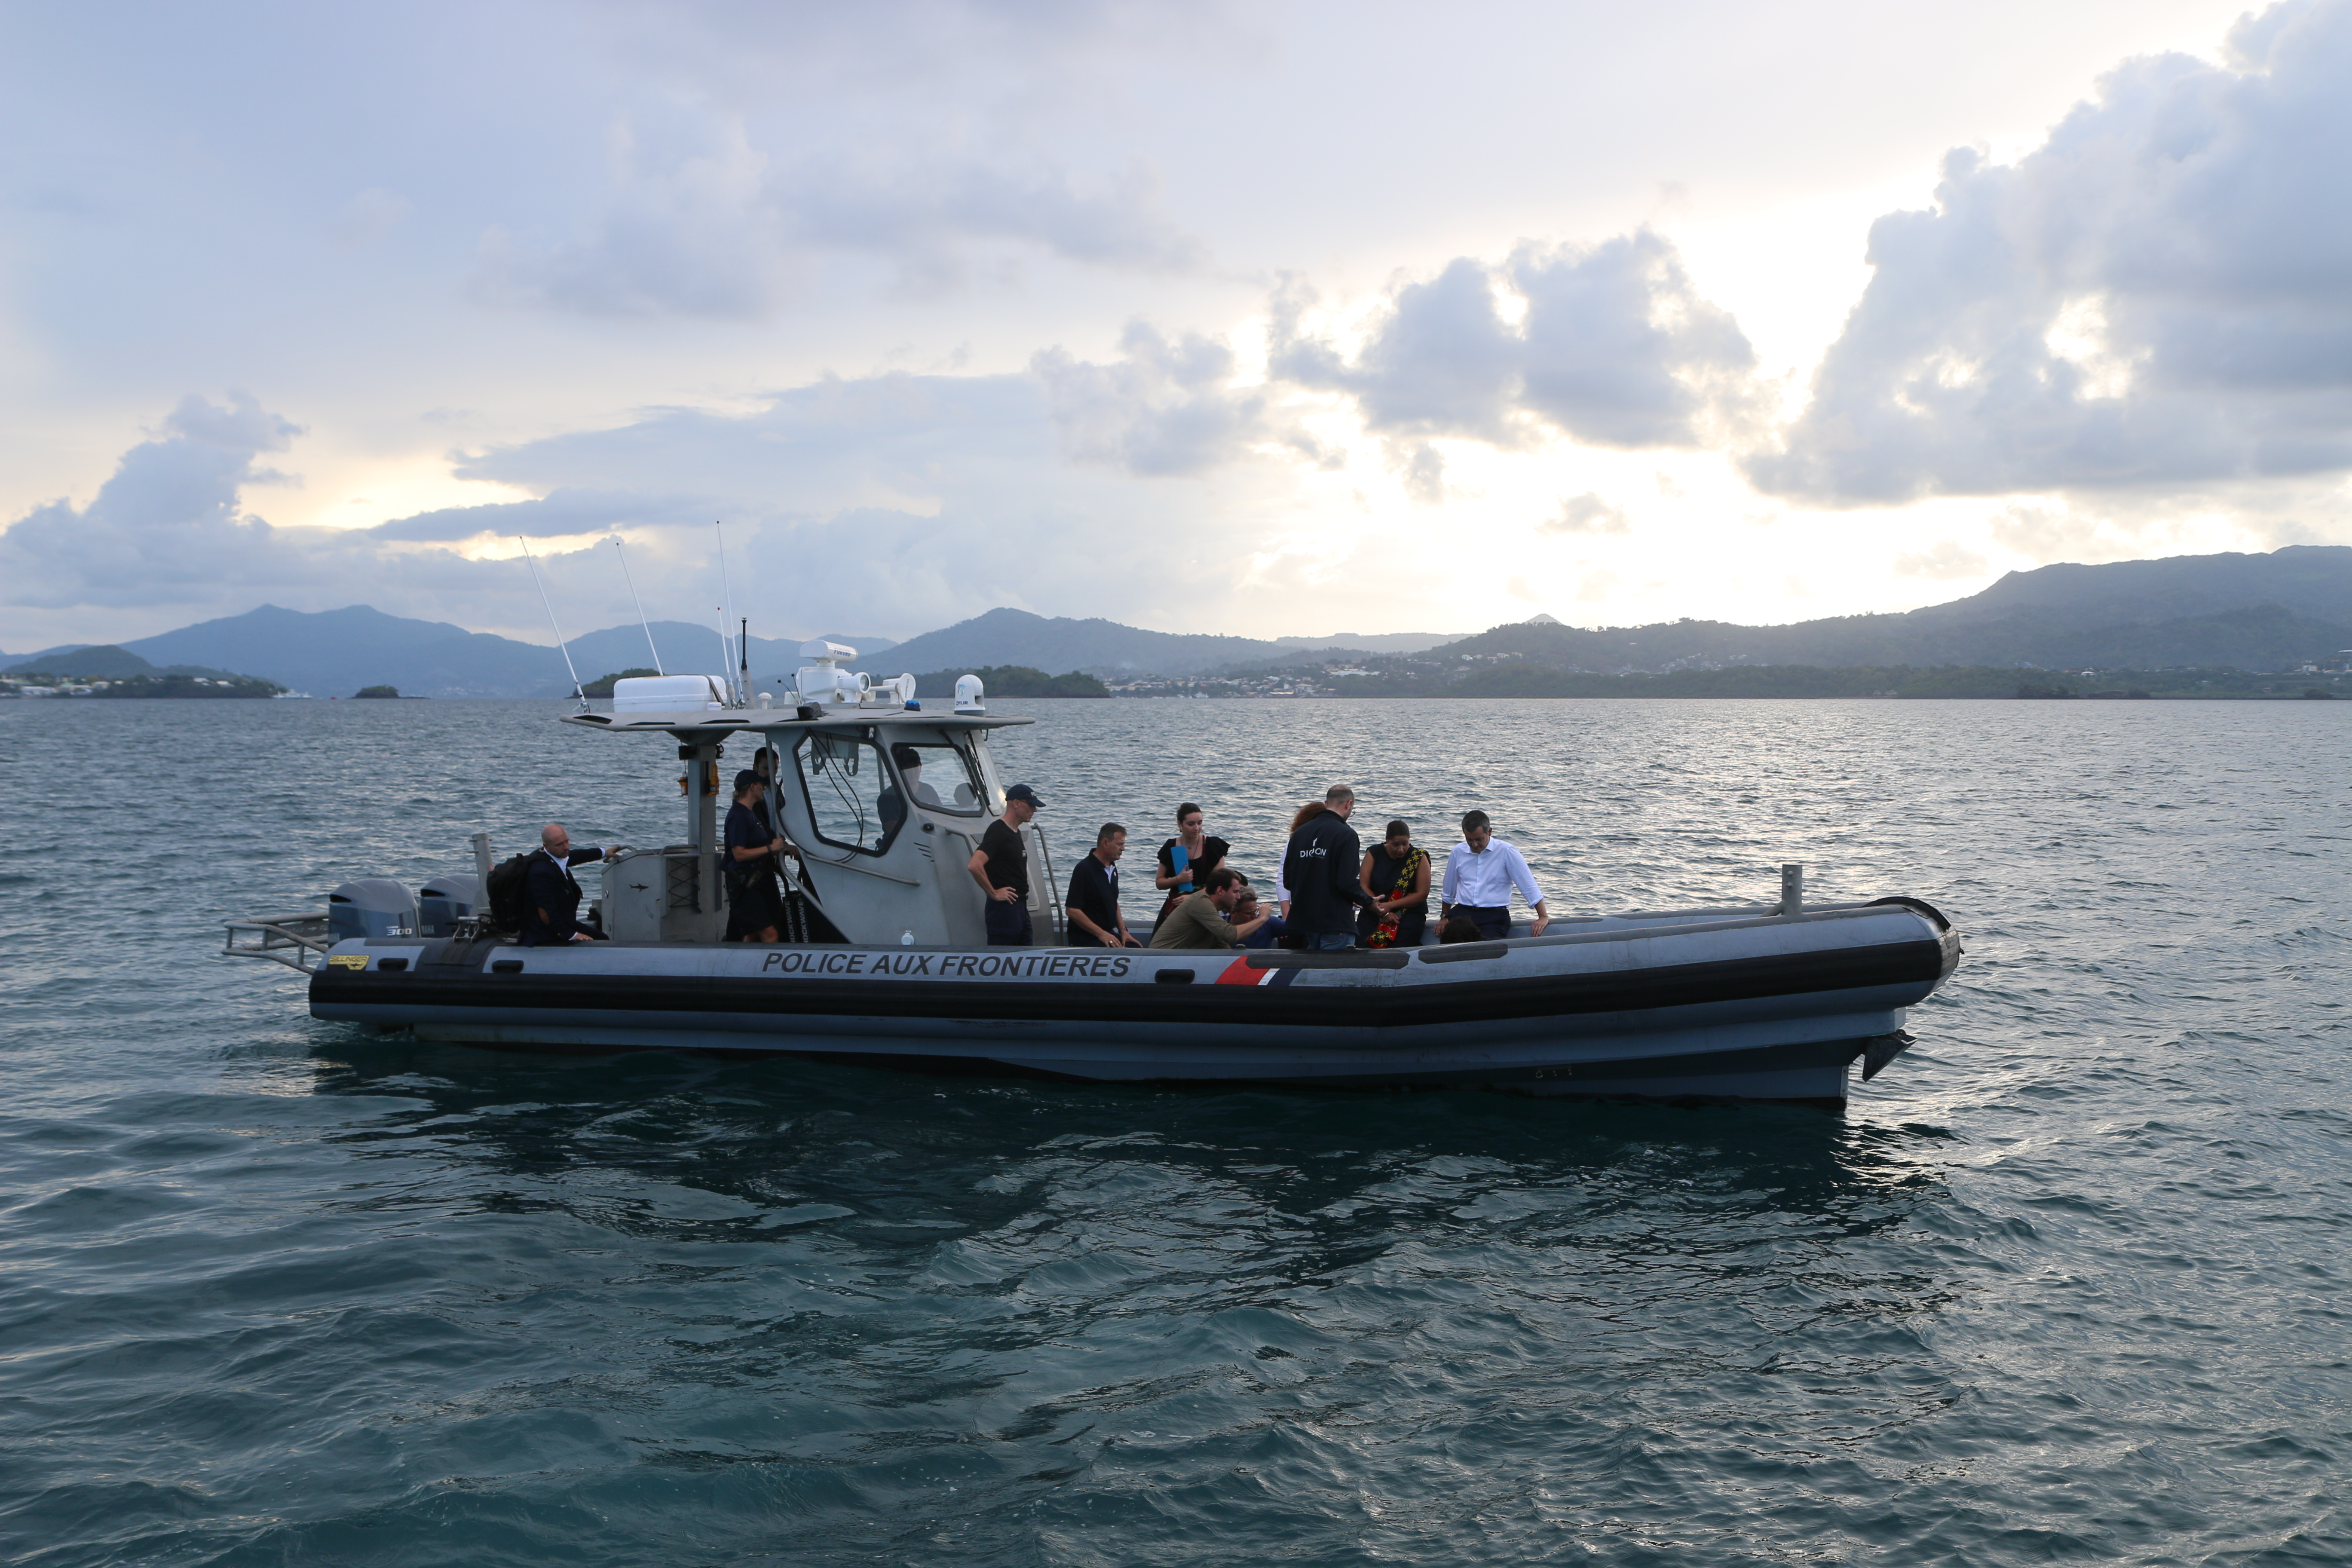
[1281,784,1384,951]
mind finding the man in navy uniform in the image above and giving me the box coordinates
[521,822,617,945]
[1066,821,1139,947]
[966,783,1043,946]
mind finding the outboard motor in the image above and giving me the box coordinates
[328,879,418,943]
[416,873,481,937]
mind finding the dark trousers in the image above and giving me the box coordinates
[1455,904,1511,940]
[727,876,783,940]
[984,900,1033,946]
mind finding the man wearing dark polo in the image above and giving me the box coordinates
[966,783,1043,946]
[1066,822,1136,947]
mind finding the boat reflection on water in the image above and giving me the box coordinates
[305,1035,1957,1300]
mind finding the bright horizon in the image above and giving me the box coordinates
[6,1,2349,651]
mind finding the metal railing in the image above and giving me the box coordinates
[222,912,333,973]
[1029,824,1067,943]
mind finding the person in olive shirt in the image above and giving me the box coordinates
[1151,868,1274,949]
[966,783,1043,946]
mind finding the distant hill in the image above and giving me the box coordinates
[1911,545,2352,625]
[882,607,1391,677]
[1423,546,2352,674]
[12,605,901,699]
[4,644,253,682]
[911,665,1109,698]
[1269,631,1469,653]
[11,545,2341,694]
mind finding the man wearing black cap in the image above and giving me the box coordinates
[967,782,1043,946]
[724,769,787,942]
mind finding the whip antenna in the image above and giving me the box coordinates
[610,537,664,676]
[518,536,586,710]
[714,520,740,705]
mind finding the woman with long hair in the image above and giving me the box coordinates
[1152,802,1230,931]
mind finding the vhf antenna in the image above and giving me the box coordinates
[715,520,741,705]
[611,537,664,676]
[518,536,587,710]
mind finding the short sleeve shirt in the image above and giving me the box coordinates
[1158,836,1230,895]
[978,819,1028,898]
[724,800,767,855]
[1067,853,1121,943]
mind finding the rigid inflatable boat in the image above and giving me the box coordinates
[229,645,1963,1107]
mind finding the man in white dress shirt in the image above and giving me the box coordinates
[1439,810,1550,940]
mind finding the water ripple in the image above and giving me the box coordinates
[0,697,2346,1565]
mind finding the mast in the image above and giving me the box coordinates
[518,536,586,709]
[611,537,664,676]
[715,520,739,705]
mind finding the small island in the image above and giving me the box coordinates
[352,685,402,699]
[582,668,661,698]
[0,643,286,698]
[910,665,1109,698]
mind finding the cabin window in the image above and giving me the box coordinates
[885,740,985,815]
[793,733,900,854]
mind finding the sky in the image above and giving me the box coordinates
[5,0,2349,651]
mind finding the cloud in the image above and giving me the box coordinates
[1266,233,1761,497]
[1539,492,1630,535]
[1031,321,1271,476]
[362,488,696,543]
[1753,0,2352,502]
[2,371,1325,641]
[0,393,306,609]
[1893,539,1989,579]
[330,187,412,250]
[475,102,1203,318]
[1396,443,1447,504]
[1508,235,1760,448]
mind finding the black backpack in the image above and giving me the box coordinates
[484,852,537,932]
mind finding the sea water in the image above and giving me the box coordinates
[0,696,2344,1565]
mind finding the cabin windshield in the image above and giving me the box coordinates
[887,740,984,815]
[793,732,899,854]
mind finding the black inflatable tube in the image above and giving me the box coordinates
[315,937,1950,1032]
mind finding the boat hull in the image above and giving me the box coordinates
[308,902,1960,1106]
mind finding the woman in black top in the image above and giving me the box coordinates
[1357,818,1431,948]
[1153,802,1229,931]
[723,770,786,942]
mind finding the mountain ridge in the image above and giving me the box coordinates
[2,606,898,698]
[5,546,2341,693]
[1416,548,2351,674]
